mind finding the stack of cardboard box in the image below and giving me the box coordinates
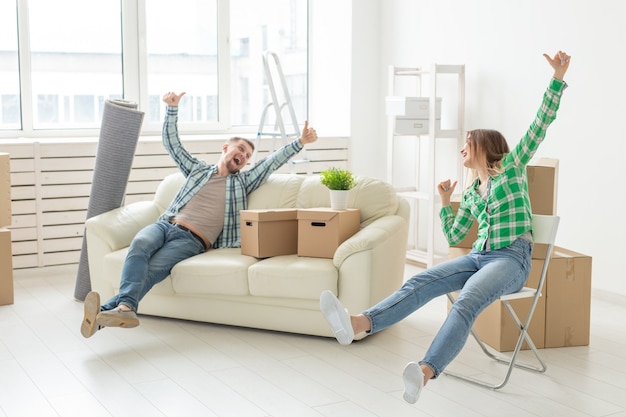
[448,157,592,351]
[240,208,360,259]
[0,152,13,306]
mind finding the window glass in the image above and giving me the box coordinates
[1,0,309,135]
[145,0,219,124]
[230,0,307,127]
[0,1,20,130]
[28,0,122,129]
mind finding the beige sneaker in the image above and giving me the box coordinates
[96,307,140,328]
[81,291,101,338]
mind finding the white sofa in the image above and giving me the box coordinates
[86,172,410,339]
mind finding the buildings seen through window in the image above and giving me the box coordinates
[0,0,308,134]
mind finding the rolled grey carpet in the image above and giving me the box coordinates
[74,99,145,301]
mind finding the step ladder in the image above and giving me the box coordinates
[255,51,310,174]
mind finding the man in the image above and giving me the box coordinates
[81,91,317,338]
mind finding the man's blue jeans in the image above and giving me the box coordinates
[101,221,206,312]
[363,238,532,378]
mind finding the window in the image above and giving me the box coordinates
[228,0,308,128]
[1,0,308,136]
[28,0,123,130]
[0,1,20,130]
[144,0,219,126]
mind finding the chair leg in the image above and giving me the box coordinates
[444,295,547,389]
[502,300,547,374]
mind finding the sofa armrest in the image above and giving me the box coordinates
[332,214,409,313]
[333,215,406,267]
[85,201,161,252]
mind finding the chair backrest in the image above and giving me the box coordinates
[532,214,560,294]
[532,214,560,246]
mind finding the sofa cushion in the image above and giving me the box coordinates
[103,249,175,296]
[171,248,257,296]
[296,175,399,227]
[154,172,185,213]
[248,255,338,300]
[247,174,304,209]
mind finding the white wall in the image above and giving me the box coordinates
[348,0,626,295]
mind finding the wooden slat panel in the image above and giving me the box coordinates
[42,237,83,252]
[9,186,35,200]
[40,157,96,171]
[42,197,89,212]
[43,224,85,239]
[128,167,179,182]
[42,251,80,266]
[131,154,176,168]
[125,180,163,195]
[124,194,156,205]
[11,172,36,186]
[305,148,349,161]
[42,210,87,226]
[5,158,35,173]
[4,155,35,173]
[42,184,92,199]
[0,142,37,158]
[42,171,93,185]
[13,254,39,269]
[10,214,36,228]
[11,200,36,215]
[38,141,97,157]
[136,139,226,155]
[8,227,37,241]
[12,240,37,256]
[7,136,350,269]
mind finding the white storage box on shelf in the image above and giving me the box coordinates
[386,97,442,135]
[385,97,442,118]
[394,117,441,135]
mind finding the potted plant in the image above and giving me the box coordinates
[320,167,356,209]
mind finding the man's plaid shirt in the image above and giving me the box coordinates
[440,77,567,251]
[158,106,303,249]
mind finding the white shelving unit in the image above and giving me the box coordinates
[386,64,465,267]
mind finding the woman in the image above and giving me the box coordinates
[320,50,570,403]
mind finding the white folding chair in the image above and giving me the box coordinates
[444,214,560,389]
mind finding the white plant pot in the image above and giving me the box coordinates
[329,189,349,210]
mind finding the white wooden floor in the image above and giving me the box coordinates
[1,263,625,417]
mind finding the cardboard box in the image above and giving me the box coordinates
[447,246,592,351]
[449,158,559,251]
[527,157,559,215]
[0,153,11,227]
[527,157,559,259]
[297,208,360,258]
[544,247,592,348]
[0,228,14,305]
[240,209,298,258]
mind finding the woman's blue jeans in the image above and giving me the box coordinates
[363,238,532,378]
[101,221,206,312]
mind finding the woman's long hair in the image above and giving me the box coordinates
[465,129,510,188]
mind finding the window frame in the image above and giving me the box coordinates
[2,0,308,139]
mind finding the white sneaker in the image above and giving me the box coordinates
[402,362,425,404]
[320,290,354,345]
